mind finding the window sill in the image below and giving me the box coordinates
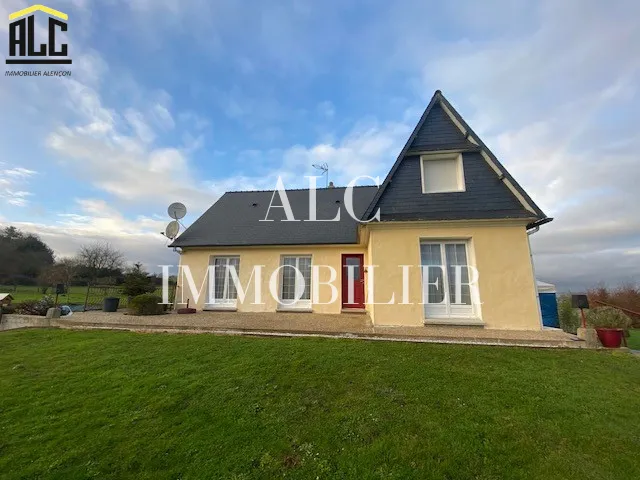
[203,304,237,312]
[277,306,313,313]
[424,318,484,327]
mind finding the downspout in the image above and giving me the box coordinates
[526,218,553,329]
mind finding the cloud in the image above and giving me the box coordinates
[34,54,222,213]
[415,0,640,290]
[279,119,411,186]
[2,0,638,291]
[1,198,178,270]
[0,164,37,207]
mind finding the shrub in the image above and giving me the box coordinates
[128,294,165,316]
[588,284,640,328]
[1,304,16,314]
[586,307,632,330]
[121,267,156,298]
[15,296,55,316]
[557,295,580,334]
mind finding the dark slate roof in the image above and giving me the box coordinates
[406,102,479,153]
[363,90,548,224]
[173,90,550,249]
[376,153,535,221]
[170,186,378,247]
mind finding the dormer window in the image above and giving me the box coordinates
[420,153,465,193]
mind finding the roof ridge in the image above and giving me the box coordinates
[224,185,379,194]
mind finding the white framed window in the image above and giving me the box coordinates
[279,255,312,310]
[420,241,479,321]
[420,153,465,193]
[204,256,240,310]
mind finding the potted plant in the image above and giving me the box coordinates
[586,306,632,348]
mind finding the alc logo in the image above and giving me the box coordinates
[7,5,71,65]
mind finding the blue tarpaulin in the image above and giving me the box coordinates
[537,280,559,328]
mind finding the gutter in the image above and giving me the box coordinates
[525,216,553,329]
[526,217,553,234]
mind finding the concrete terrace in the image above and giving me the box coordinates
[55,311,583,348]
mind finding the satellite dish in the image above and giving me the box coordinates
[168,202,187,220]
[165,221,180,240]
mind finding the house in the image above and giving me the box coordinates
[171,90,551,330]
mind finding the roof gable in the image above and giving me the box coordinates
[363,90,548,225]
[407,102,477,153]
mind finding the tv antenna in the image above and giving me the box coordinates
[312,163,329,187]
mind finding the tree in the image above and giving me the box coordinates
[0,226,54,284]
[121,263,156,298]
[75,241,125,284]
[37,258,78,292]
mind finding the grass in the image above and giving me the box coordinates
[628,329,640,350]
[0,285,163,308]
[1,285,87,303]
[1,330,639,479]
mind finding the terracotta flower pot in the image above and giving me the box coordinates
[595,328,624,348]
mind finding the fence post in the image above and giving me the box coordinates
[83,284,91,311]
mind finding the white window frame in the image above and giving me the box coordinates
[420,240,481,324]
[203,256,240,311]
[420,152,466,194]
[278,255,312,311]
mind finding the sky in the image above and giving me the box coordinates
[0,0,639,291]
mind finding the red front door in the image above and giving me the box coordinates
[341,254,365,308]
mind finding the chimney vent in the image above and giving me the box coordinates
[328,181,335,188]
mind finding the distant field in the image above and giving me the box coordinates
[629,330,640,350]
[1,285,163,308]
[0,285,93,304]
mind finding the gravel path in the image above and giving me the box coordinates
[58,310,581,346]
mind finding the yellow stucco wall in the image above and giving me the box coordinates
[177,245,367,314]
[175,221,541,330]
[365,222,540,330]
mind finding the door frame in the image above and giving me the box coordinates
[341,253,365,309]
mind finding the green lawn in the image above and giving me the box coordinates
[0,285,163,307]
[1,330,639,479]
[628,329,640,350]
[0,285,89,303]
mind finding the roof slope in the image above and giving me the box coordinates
[171,186,377,248]
[364,90,548,224]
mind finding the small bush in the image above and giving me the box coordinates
[588,284,640,328]
[15,296,55,316]
[586,307,632,330]
[557,295,580,334]
[128,294,165,316]
[1,304,16,314]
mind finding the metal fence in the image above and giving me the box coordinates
[83,285,128,311]
[82,285,176,311]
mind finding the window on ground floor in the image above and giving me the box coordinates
[205,256,240,307]
[279,255,312,309]
[420,241,477,319]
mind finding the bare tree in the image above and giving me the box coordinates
[38,258,79,292]
[76,241,125,283]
